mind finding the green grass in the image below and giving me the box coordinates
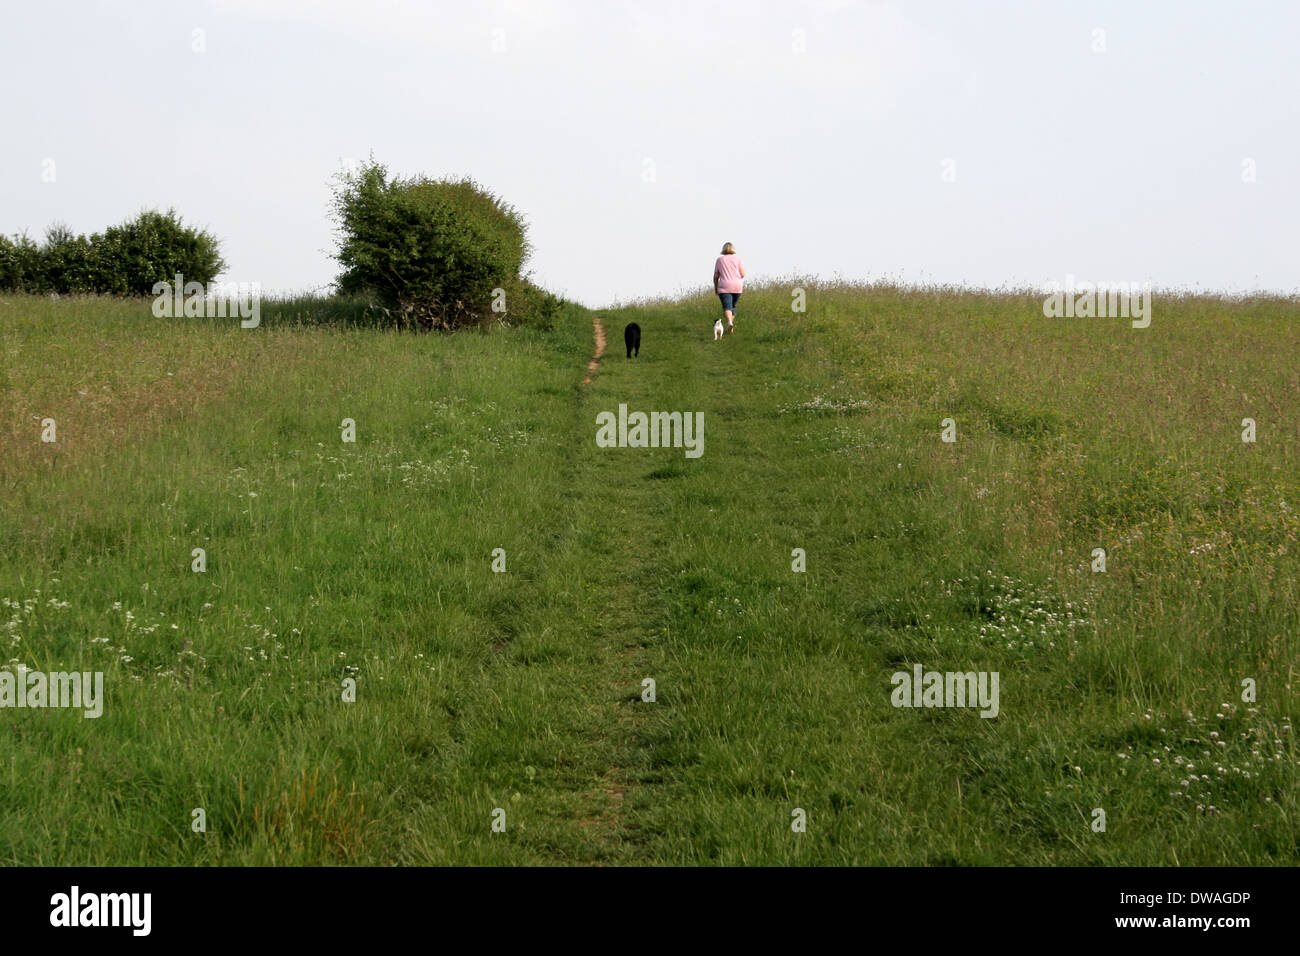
[0,282,1296,864]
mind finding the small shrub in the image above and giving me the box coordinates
[40,223,99,294]
[498,277,563,331]
[0,233,43,293]
[330,159,531,330]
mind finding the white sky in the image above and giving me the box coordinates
[2,0,1296,307]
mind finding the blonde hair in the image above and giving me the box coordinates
[721,242,736,255]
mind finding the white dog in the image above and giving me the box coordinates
[713,318,725,340]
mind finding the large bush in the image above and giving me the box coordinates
[0,209,225,295]
[330,160,531,330]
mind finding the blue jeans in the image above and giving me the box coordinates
[718,292,741,313]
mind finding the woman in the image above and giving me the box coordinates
[713,242,745,334]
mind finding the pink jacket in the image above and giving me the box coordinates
[714,254,744,294]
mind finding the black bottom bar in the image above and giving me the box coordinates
[5,865,1282,942]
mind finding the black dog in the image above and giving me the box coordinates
[624,322,641,358]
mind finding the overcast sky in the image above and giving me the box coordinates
[2,0,1296,307]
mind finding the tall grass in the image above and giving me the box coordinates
[0,284,1295,864]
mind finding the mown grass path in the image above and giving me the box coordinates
[555,304,774,859]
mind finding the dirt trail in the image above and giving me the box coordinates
[582,316,606,385]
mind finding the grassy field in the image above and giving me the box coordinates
[1,284,1297,865]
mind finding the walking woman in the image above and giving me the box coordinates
[713,242,745,334]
